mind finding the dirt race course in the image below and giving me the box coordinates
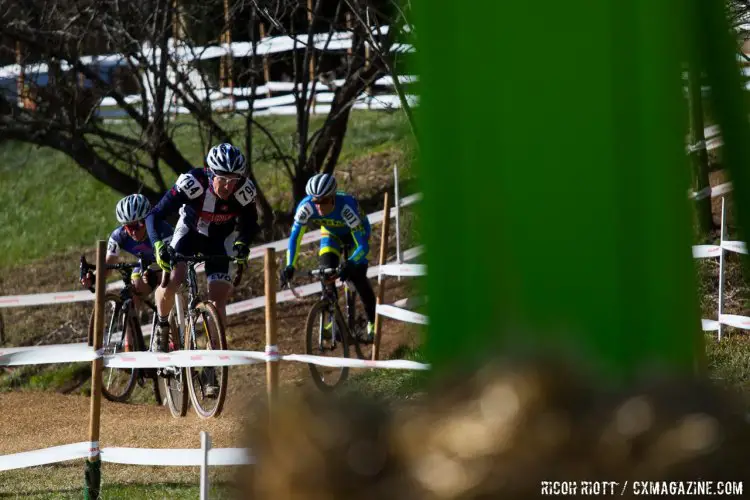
[0,258,422,495]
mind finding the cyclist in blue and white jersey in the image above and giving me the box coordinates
[80,194,173,301]
[280,173,376,342]
[146,143,260,352]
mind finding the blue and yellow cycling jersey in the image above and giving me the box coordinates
[286,192,371,267]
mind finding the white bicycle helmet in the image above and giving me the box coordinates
[115,194,151,224]
[305,173,337,198]
[206,143,247,176]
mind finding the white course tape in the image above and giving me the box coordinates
[265,344,280,362]
[376,304,429,325]
[0,442,93,471]
[692,245,722,258]
[711,182,733,197]
[719,314,750,330]
[282,353,430,370]
[0,194,423,308]
[689,185,712,201]
[379,263,427,277]
[0,343,98,366]
[722,240,748,255]
[392,296,427,309]
[701,319,720,332]
[103,349,267,369]
[101,446,254,466]
[721,240,746,254]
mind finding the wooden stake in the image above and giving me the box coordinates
[372,193,391,361]
[259,22,272,98]
[307,0,317,109]
[221,0,235,111]
[15,41,25,109]
[85,240,106,498]
[264,248,279,410]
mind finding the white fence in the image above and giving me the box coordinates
[1,25,418,118]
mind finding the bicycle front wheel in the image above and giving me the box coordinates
[185,302,228,419]
[163,308,188,418]
[88,293,137,403]
[305,300,349,392]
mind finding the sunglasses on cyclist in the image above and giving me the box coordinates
[312,196,333,205]
[123,220,144,231]
[211,172,242,183]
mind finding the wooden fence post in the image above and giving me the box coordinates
[372,193,390,361]
[84,240,106,499]
[265,248,279,411]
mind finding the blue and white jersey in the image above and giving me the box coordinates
[107,220,174,265]
[286,192,371,267]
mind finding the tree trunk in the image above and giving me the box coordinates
[687,65,714,240]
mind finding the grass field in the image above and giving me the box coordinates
[0,110,415,269]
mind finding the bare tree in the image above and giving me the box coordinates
[0,0,408,226]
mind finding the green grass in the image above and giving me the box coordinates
[0,110,415,269]
[345,344,428,400]
[1,481,238,499]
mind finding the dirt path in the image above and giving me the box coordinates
[0,281,422,494]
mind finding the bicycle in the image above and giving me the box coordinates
[79,255,162,405]
[283,248,372,392]
[160,252,243,418]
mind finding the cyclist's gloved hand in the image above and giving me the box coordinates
[154,240,173,272]
[280,265,295,287]
[233,241,250,266]
[337,260,354,282]
[80,271,95,290]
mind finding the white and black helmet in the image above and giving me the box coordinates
[206,143,247,176]
[305,173,337,198]
[115,194,151,224]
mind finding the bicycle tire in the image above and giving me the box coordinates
[185,301,228,419]
[131,318,163,407]
[88,293,137,403]
[305,300,349,392]
[164,307,188,418]
[344,287,373,360]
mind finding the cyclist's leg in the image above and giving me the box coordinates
[340,233,376,339]
[205,235,232,326]
[153,228,190,351]
[319,228,342,272]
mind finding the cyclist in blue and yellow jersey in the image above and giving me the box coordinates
[146,143,260,353]
[280,173,376,342]
[80,194,173,302]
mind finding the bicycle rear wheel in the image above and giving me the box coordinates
[344,285,373,360]
[88,293,137,403]
[185,302,228,419]
[305,300,349,392]
[163,307,188,417]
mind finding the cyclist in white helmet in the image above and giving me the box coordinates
[146,143,260,353]
[281,173,377,342]
[81,194,173,303]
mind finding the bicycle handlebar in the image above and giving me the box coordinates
[79,254,151,293]
[281,266,339,299]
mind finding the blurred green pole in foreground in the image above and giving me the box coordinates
[415,0,708,383]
